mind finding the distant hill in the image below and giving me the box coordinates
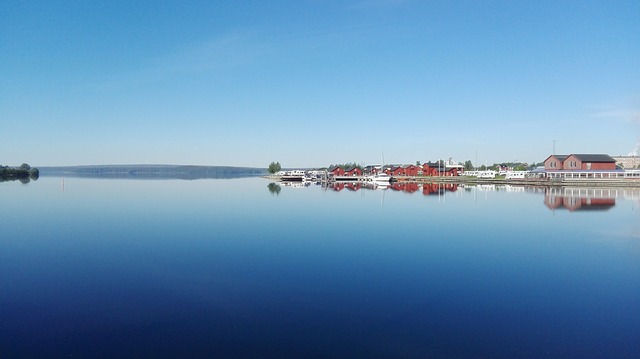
[38,165,267,180]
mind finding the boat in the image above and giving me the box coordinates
[368,171,393,184]
[367,153,396,184]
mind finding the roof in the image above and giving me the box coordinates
[546,154,616,163]
[547,155,569,162]
[424,162,442,167]
[570,154,616,163]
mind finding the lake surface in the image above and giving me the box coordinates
[1,177,639,358]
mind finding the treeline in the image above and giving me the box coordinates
[328,162,363,170]
[38,165,267,180]
[0,163,40,183]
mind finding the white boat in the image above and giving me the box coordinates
[367,153,395,184]
[367,172,393,184]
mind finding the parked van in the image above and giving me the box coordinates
[477,170,496,179]
[505,171,528,179]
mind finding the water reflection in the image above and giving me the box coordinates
[0,173,39,184]
[545,193,615,212]
[4,177,640,358]
[317,181,460,194]
[267,182,282,195]
[273,180,640,212]
[542,187,640,212]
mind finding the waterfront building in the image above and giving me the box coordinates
[544,154,616,171]
[344,166,362,177]
[613,155,640,169]
[538,153,640,180]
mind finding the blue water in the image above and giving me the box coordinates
[1,178,639,358]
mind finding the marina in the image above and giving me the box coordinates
[270,154,640,188]
[270,170,640,188]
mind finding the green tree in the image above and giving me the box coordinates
[268,161,282,174]
[29,167,39,180]
[464,160,473,171]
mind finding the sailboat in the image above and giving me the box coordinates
[367,152,394,187]
[369,171,392,185]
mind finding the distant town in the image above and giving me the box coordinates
[270,153,640,186]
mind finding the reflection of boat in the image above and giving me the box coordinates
[280,181,310,188]
[374,183,390,190]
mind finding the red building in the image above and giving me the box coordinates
[329,167,345,177]
[391,166,405,177]
[344,166,362,176]
[444,168,459,176]
[422,163,439,176]
[544,155,568,170]
[544,154,616,171]
[420,162,459,176]
[403,164,421,176]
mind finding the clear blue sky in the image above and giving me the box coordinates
[2,0,639,168]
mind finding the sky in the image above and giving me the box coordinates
[1,0,639,168]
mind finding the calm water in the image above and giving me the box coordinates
[1,177,639,358]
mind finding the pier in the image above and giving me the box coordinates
[268,172,640,188]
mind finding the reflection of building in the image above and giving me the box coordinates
[326,182,363,191]
[545,196,615,211]
[323,181,459,194]
[544,187,616,212]
[422,183,458,195]
[391,182,420,193]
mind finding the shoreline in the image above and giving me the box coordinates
[265,175,640,188]
[396,176,640,187]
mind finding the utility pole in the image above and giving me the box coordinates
[552,139,557,155]
[475,150,478,171]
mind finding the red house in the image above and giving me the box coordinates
[329,167,345,176]
[403,164,421,176]
[344,166,362,176]
[444,168,459,176]
[422,163,440,176]
[544,154,616,171]
[544,155,569,170]
[422,162,456,176]
[391,166,405,177]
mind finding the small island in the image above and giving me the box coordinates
[0,163,40,183]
